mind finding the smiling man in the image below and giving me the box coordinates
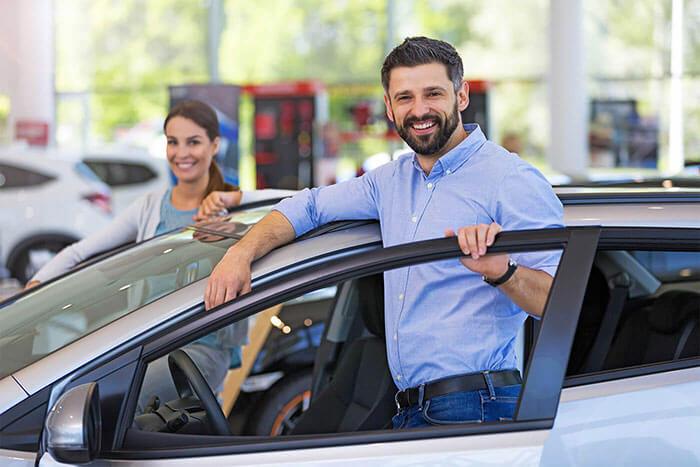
[205,37,563,429]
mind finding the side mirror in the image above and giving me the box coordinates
[44,382,101,464]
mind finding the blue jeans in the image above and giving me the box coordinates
[392,383,521,429]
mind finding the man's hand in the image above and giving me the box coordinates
[24,279,41,290]
[445,222,509,280]
[194,190,242,222]
[204,246,253,310]
[203,210,297,310]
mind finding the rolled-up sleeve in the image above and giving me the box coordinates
[273,171,381,237]
[495,161,564,277]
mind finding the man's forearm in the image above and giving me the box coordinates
[233,210,297,263]
[498,266,553,317]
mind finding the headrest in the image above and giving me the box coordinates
[647,290,700,333]
[357,275,385,338]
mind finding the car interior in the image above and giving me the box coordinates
[567,250,700,377]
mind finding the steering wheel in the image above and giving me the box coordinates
[167,349,231,435]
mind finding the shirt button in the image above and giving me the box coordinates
[446,169,452,174]
[427,182,433,189]
[411,216,417,223]
[398,293,404,300]
[396,374,402,381]
[393,333,398,341]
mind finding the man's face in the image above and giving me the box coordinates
[384,63,469,157]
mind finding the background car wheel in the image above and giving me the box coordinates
[247,370,312,436]
[9,240,70,283]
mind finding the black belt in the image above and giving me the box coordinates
[395,370,522,409]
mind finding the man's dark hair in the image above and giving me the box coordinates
[381,36,464,93]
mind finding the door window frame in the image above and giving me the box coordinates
[101,226,599,460]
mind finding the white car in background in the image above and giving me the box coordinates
[0,148,113,283]
[81,146,170,214]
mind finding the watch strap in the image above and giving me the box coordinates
[483,258,518,287]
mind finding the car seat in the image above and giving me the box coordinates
[604,290,700,369]
[290,275,397,435]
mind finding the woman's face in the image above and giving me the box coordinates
[165,116,220,184]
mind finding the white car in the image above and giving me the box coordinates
[81,146,170,214]
[0,148,113,283]
[0,189,699,466]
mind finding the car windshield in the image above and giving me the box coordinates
[0,206,272,379]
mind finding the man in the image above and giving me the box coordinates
[206,37,563,428]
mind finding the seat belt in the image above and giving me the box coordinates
[582,272,631,373]
[673,317,698,360]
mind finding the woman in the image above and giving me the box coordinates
[27,100,256,286]
[27,99,278,409]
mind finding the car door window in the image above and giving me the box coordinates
[83,160,157,187]
[133,285,339,438]
[121,242,568,451]
[0,163,54,189]
[567,249,700,377]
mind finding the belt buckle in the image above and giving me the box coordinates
[394,391,401,411]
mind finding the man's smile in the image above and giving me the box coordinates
[411,119,438,135]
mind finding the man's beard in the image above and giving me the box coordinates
[395,100,460,156]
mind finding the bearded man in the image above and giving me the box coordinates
[206,36,563,428]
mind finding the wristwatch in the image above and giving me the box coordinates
[483,258,518,287]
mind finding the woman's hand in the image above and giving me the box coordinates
[24,280,41,290]
[194,190,243,221]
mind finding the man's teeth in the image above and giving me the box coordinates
[413,121,435,130]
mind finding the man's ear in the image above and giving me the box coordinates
[383,94,395,123]
[457,80,470,112]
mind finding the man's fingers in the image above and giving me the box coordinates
[444,228,455,237]
[204,281,213,310]
[224,287,237,304]
[486,222,501,247]
[465,227,479,259]
[212,283,226,310]
[476,224,490,255]
[456,227,469,256]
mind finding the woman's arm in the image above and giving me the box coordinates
[29,196,147,284]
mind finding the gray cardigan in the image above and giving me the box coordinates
[32,188,294,283]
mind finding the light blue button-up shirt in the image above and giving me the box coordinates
[275,124,563,390]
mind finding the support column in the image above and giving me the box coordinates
[667,0,685,174]
[207,0,225,84]
[0,0,54,146]
[548,0,587,178]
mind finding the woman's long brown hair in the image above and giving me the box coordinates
[164,100,238,196]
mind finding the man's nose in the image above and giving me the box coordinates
[410,97,430,118]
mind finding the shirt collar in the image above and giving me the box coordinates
[411,123,486,176]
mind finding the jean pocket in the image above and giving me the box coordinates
[421,399,483,426]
